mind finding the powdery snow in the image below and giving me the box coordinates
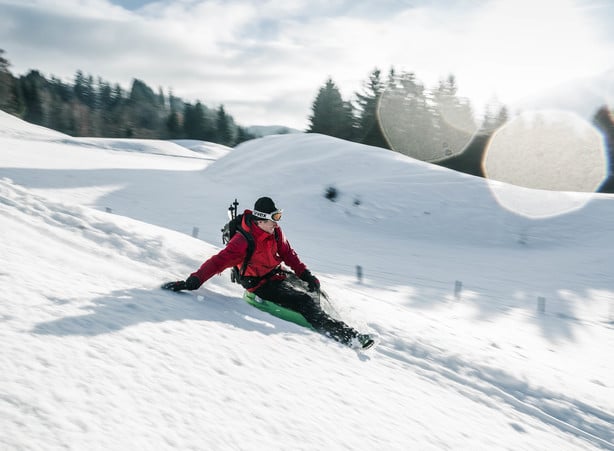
[0,110,612,450]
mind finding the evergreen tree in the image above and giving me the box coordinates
[51,76,73,103]
[96,78,114,135]
[165,89,183,139]
[183,102,209,139]
[74,70,85,102]
[377,70,435,160]
[355,68,388,148]
[128,79,161,133]
[73,71,96,107]
[0,49,8,73]
[157,87,165,108]
[431,75,477,160]
[307,77,354,140]
[48,76,75,134]
[111,84,123,108]
[201,103,218,141]
[235,126,256,145]
[85,74,96,108]
[216,104,232,145]
[166,109,181,139]
[0,49,22,114]
[100,83,126,137]
[183,103,195,138]
[168,89,182,111]
[98,79,112,109]
[20,71,45,125]
[129,79,157,105]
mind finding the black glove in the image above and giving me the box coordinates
[162,275,201,292]
[162,280,186,291]
[300,270,320,292]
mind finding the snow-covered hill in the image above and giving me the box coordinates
[1,110,612,450]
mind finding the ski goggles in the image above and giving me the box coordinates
[252,209,283,222]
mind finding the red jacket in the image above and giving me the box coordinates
[190,210,307,291]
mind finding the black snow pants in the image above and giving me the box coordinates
[254,273,358,345]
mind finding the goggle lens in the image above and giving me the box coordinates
[253,209,283,222]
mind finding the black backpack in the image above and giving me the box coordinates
[222,199,255,284]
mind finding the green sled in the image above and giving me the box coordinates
[243,291,315,330]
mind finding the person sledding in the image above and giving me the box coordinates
[163,196,374,350]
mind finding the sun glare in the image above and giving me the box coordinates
[483,110,608,217]
[484,110,607,192]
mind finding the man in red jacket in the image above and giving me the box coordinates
[164,197,374,349]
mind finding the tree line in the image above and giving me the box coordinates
[1,48,612,192]
[306,68,506,159]
[0,49,255,145]
[306,67,614,193]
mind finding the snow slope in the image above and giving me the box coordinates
[1,110,613,450]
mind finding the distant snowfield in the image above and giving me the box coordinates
[1,110,612,450]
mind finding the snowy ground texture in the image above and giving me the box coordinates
[1,110,612,450]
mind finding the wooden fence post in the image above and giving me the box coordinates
[454,281,463,300]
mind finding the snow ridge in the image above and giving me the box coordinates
[375,335,614,450]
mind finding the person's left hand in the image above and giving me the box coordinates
[161,275,201,292]
[162,280,186,291]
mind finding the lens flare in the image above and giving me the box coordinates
[483,110,608,217]
[378,82,479,163]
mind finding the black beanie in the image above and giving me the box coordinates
[254,197,278,214]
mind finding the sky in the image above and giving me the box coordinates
[1,110,613,449]
[1,0,613,129]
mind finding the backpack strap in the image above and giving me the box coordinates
[236,226,255,278]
